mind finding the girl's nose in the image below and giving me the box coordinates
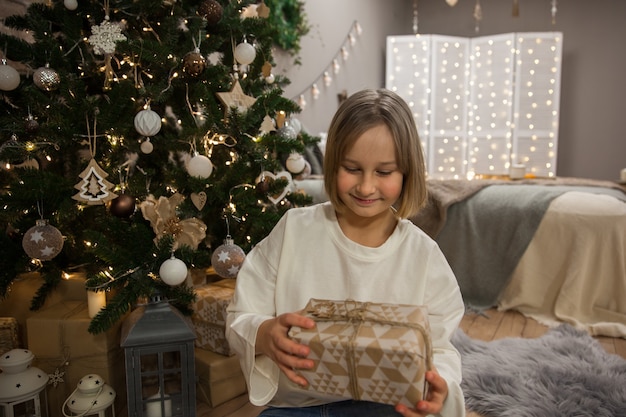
[356,174,376,196]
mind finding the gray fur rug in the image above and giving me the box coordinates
[452,324,626,417]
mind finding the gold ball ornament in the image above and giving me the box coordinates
[211,237,246,279]
[182,50,206,77]
[134,107,162,137]
[22,219,64,261]
[197,0,223,26]
[33,64,60,91]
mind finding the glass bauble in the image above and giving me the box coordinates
[197,0,223,26]
[182,50,206,77]
[211,237,246,279]
[33,64,60,91]
[22,219,64,261]
[109,193,136,218]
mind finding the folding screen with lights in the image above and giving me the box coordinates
[386,32,562,179]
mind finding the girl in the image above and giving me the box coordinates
[226,89,465,417]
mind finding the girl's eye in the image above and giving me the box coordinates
[377,171,392,176]
[343,166,359,173]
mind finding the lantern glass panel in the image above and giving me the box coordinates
[138,349,185,416]
[1,395,47,417]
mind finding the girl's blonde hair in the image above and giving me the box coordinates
[323,89,427,219]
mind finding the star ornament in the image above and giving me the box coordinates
[216,80,257,117]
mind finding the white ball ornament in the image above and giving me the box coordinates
[134,107,162,137]
[159,256,188,286]
[0,59,20,91]
[286,152,306,174]
[64,0,78,10]
[264,73,275,84]
[140,138,154,154]
[211,237,246,279]
[187,154,213,178]
[234,41,256,65]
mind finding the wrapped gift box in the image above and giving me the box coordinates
[0,317,19,354]
[192,279,236,356]
[0,272,87,347]
[26,301,126,415]
[288,299,433,407]
[195,347,247,407]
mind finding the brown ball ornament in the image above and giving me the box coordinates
[197,0,223,26]
[255,176,273,196]
[182,50,207,77]
[24,115,39,135]
[109,193,136,218]
[211,237,246,279]
[22,219,64,261]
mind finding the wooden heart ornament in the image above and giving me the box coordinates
[257,171,293,204]
[191,191,207,210]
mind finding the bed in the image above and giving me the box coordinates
[410,177,626,338]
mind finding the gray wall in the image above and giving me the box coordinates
[278,0,626,182]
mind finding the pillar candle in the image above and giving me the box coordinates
[145,393,172,417]
[87,290,106,318]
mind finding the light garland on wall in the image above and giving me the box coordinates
[291,20,362,109]
[412,0,559,34]
[386,32,562,180]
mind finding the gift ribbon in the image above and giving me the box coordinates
[305,299,433,401]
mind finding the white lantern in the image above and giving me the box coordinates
[63,374,116,417]
[0,349,49,417]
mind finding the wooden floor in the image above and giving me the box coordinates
[191,308,626,417]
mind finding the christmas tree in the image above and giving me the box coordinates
[0,0,315,333]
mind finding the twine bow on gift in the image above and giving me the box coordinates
[304,299,433,402]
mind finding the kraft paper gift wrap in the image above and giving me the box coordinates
[26,301,126,415]
[192,279,236,355]
[288,299,433,407]
[195,347,247,407]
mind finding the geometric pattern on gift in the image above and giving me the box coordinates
[289,299,432,407]
[192,284,234,325]
[194,321,233,356]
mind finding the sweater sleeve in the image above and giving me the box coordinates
[423,245,466,417]
[225,219,286,406]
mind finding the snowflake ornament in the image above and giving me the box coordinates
[48,367,65,387]
[88,16,126,55]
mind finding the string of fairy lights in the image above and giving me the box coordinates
[386,32,563,180]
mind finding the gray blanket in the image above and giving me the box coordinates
[417,180,626,309]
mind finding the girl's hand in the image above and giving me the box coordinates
[256,312,316,387]
[394,368,449,417]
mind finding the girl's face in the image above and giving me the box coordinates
[336,124,404,221]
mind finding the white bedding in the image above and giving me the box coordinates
[498,191,626,338]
